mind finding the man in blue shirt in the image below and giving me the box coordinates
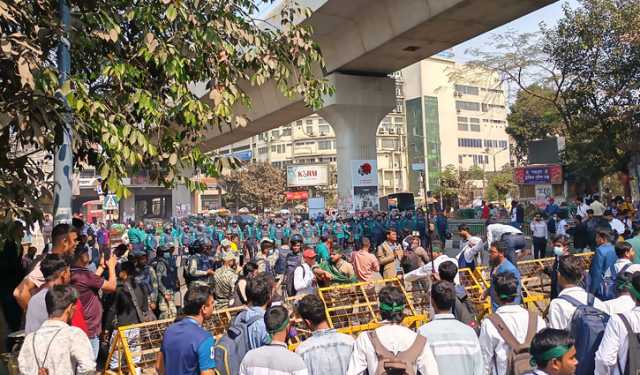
[590,228,618,297]
[484,240,522,312]
[157,285,216,375]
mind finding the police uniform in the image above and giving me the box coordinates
[154,253,179,319]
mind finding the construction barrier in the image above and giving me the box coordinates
[105,252,593,374]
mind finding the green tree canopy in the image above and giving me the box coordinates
[468,0,640,184]
[0,0,330,234]
[224,163,286,210]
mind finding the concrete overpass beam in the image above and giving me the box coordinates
[319,73,396,211]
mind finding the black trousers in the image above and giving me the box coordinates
[532,236,547,259]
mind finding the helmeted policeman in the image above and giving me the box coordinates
[186,239,214,288]
[153,245,179,319]
[133,248,159,312]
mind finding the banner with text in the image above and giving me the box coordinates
[287,165,329,187]
[351,160,379,211]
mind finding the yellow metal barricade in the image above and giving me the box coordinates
[107,253,593,373]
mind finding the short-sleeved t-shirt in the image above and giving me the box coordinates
[25,287,89,335]
[161,317,215,375]
[70,267,104,337]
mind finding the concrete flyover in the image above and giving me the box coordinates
[199,0,555,208]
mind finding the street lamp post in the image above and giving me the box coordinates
[53,0,73,225]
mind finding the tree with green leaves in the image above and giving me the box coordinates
[468,0,640,186]
[224,163,286,211]
[0,0,330,239]
[486,168,518,203]
[433,164,474,209]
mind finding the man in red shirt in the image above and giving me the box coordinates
[71,245,117,359]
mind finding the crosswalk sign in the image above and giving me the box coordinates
[103,194,119,210]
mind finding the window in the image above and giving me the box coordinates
[305,125,313,134]
[458,138,483,148]
[482,103,505,112]
[306,119,313,125]
[282,128,292,136]
[499,140,508,148]
[318,140,332,150]
[470,124,480,132]
[318,124,331,134]
[469,118,480,124]
[457,116,469,131]
[458,155,463,164]
[318,118,327,125]
[381,139,397,150]
[270,145,276,152]
[456,101,480,111]
[271,130,279,138]
[296,120,303,126]
[455,84,479,96]
[487,88,504,94]
[258,147,268,154]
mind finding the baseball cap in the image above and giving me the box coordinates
[302,249,316,259]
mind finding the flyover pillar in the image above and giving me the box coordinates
[319,73,396,211]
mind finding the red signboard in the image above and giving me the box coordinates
[285,191,309,201]
[514,164,563,185]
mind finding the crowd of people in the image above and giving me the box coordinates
[2,194,640,375]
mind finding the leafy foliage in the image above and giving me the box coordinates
[433,164,474,208]
[486,168,518,202]
[0,0,330,237]
[507,85,564,160]
[223,163,286,211]
[467,0,640,183]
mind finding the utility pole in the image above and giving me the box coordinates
[53,0,73,225]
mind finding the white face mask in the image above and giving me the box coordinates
[553,246,564,256]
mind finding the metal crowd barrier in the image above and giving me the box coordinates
[105,253,593,374]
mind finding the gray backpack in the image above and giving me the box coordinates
[618,313,640,375]
[214,310,263,375]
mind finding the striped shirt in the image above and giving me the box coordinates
[418,314,483,375]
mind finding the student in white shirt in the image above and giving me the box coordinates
[526,328,578,375]
[605,241,640,278]
[605,271,637,315]
[347,285,439,375]
[595,272,640,375]
[479,272,546,375]
[294,249,318,295]
[404,253,459,285]
[548,255,608,330]
[457,224,484,269]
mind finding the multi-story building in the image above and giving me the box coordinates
[217,73,409,198]
[402,55,511,199]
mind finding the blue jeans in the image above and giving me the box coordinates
[502,233,526,268]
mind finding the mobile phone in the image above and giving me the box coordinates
[103,248,111,261]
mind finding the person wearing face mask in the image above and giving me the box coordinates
[18,285,96,374]
[153,245,179,319]
[543,235,571,300]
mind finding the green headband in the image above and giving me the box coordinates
[626,282,640,300]
[380,302,405,312]
[267,317,290,335]
[529,345,571,367]
[498,293,517,300]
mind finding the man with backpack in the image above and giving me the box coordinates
[215,275,273,375]
[548,255,609,330]
[479,272,546,375]
[527,328,578,375]
[347,285,439,375]
[595,271,640,375]
[604,271,638,315]
[590,229,618,299]
[417,280,483,375]
[600,241,640,302]
[547,255,609,375]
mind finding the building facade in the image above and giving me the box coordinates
[402,56,511,199]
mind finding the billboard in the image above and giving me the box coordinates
[287,165,328,187]
[351,160,379,211]
[285,191,309,201]
[514,165,563,185]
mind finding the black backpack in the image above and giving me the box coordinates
[285,264,306,297]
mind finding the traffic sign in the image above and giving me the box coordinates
[103,194,119,210]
